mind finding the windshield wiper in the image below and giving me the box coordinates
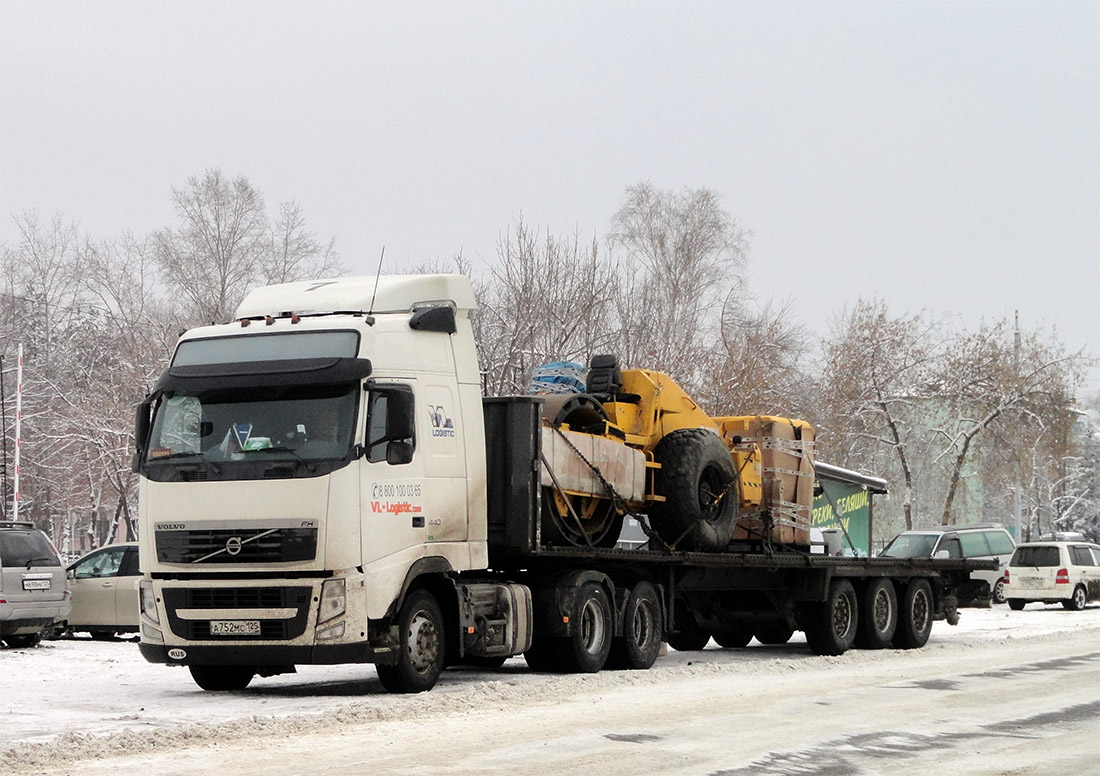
[238,445,317,472]
[147,451,207,463]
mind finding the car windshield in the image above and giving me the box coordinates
[0,530,61,567]
[1010,546,1061,567]
[146,382,358,465]
[881,533,938,559]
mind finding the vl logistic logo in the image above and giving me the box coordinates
[428,405,456,438]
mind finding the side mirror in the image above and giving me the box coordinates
[386,440,414,465]
[933,550,950,560]
[385,388,415,441]
[132,398,153,473]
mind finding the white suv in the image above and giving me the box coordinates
[881,524,1016,605]
[1004,541,1100,611]
[0,521,72,647]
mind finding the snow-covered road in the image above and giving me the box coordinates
[3,604,1099,775]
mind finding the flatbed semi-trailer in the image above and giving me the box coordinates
[134,275,993,692]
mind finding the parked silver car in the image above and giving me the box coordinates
[1004,541,1100,611]
[0,520,71,647]
[881,524,1016,605]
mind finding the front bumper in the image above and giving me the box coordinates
[139,640,395,666]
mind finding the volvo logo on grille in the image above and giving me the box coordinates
[225,536,243,555]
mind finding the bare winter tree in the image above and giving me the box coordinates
[154,170,343,325]
[608,182,749,392]
[476,220,619,395]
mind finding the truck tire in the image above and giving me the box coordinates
[556,581,613,673]
[802,579,859,656]
[377,589,446,693]
[1062,585,1087,611]
[666,606,711,651]
[189,665,255,691]
[893,578,933,649]
[607,581,663,670]
[713,624,753,648]
[1007,598,1026,611]
[855,578,897,650]
[522,640,561,672]
[651,429,739,552]
[753,620,795,645]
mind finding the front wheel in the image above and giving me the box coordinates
[651,429,739,552]
[377,589,446,693]
[189,665,255,691]
[1063,585,1088,611]
[893,578,933,649]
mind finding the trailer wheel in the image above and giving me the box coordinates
[555,581,613,673]
[666,607,711,651]
[377,589,446,693]
[651,429,739,552]
[893,578,933,649]
[855,578,898,650]
[522,640,561,672]
[753,620,795,645]
[607,581,663,670]
[802,579,859,656]
[189,665,255,691]
[713,624,753,648]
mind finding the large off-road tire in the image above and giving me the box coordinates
[189,665,255,691]
[753,620,795,645]
[855,578,898,650]
[540,488,623,549]
[666,605,711,651]
[1007,598,1026,611]
[607,581,663,670]
[651,429,739,552]
[1063,585,1088,611]
[3,631,43,649]
[893,578,934,649]
[377,589,446,693]
[556,581,614,673]
[802,579,859,656]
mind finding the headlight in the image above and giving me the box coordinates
[140,579,160,625]
[318,578,346,624]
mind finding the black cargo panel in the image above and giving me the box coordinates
[483,397,541,558]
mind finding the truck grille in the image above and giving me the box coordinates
[162,586,312,641]
[155,526,318,564]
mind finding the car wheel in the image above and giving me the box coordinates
[991,578,1007,605]
[1007,598,1026,611]
[1062,585,1087,611]
[3,632,43,649]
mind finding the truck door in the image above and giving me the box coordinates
[358,379,468,566]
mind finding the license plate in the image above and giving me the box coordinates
[22,579,50,591]
[209,620,261,636]
[1019,577,1046,589]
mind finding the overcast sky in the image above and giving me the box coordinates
[2,1,1097,393]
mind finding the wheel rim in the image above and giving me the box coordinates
[580,597,607,655]
[873,588,893,632]
[698,465,730,523]
[1075,588,1086,608]
[992,579,1005,604]
[407,609,440,674]
[833,592,854,638]
[631,599,657,648]
[911,589,930,632]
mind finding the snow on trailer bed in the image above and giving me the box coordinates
[2,605,1098,776]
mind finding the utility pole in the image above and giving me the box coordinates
[1013,311,1023,540]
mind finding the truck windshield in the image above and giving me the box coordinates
[146,382,358,468]
[880,533,937,559]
